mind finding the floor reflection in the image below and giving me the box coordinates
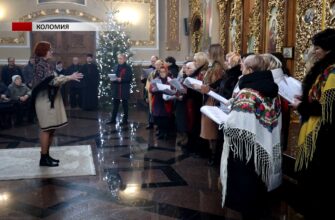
[0,106,304,220]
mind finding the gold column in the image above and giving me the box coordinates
[295,1,323,79]
[166,0,180,51]
[189,0,202,53]
[217,0,229,51]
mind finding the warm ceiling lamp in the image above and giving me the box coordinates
[115,6,140,25]
[0,6,5,20]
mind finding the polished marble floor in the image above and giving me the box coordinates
[0,105,304,220]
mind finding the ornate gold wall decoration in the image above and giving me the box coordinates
[326,0,335,27]
[0,33,26,46]
[228,0,242,53]
[19,8,101,22]
[217,0,229,51]
[166,0,180,51]
[0,8,101,47]
[190,0,202,53]
[265,0,285,53]
[247,0,261,53]
[295,1,322,79]
[105,0,157,47]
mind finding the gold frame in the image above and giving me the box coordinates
[111,0,157,47]
[295,1,322,80]
[326,0,335,28]
[0,33,27,46]
[19,9,100,22]
[265,0,285,53]
[166,0,180,51]
[217,0,229,51]
[0,9,100,46]
[189,0,202,53]
[228,0,242,53]
[247,0,261,53]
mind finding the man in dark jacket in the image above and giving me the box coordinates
[66,57,82,108]
[107,53,133,125]
[1,57,23,86]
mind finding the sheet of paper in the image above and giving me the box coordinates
[207,91,229,105]
[169,78,185,92]
[162,94,176,101]
[200,105,228,125]
[142,68,154,79]
[183,77,203,89]
[108,74,117,81]
[151,78,162,84]
[156,83,171,91]
[156,83,176,95]
[278,76,302,103]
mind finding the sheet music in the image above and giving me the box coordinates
[142,68,154,79]
[278,76,302,103]
[169,78,185,92]
[207,91,230,105]
[151,78,162,84]
[183,77,203,89]
[156,83,171,91]
[108,74,117,81]
[219,102,231,114]
[162,94,176,101]
[156,83,176,95]
[200,105,228,125]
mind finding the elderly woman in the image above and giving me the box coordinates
[8,75,32,125]
[31,41,82,167]
[221,55,282,219]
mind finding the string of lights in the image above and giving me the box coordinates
[96,10,135,109]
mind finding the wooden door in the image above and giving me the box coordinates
[31,31,96,68]
[31,31,96,106]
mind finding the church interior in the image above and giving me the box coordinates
[0,0,334,219]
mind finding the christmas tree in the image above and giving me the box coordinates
[96,11,134,109]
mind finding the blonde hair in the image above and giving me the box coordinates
[225,51,235,61]
[194,52,209,68]
[244,54,267,72]
[227,52,241,68]
[261,53,282,70]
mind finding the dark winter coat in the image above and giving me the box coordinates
[1,65,23,86]
[81,63,100,110]
[150,76,173,117]
[111,63,132,100]
[219,64,242,99]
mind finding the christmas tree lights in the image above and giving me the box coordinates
[96,10,134,109]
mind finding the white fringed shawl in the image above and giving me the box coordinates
[220,88,282,207]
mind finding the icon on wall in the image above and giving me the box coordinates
[303,8,315,24]
[282,47,294,59]
[267,7,278,53]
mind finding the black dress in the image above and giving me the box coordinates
[81,63,100,110]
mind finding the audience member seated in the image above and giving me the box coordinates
[8,75,33,125]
